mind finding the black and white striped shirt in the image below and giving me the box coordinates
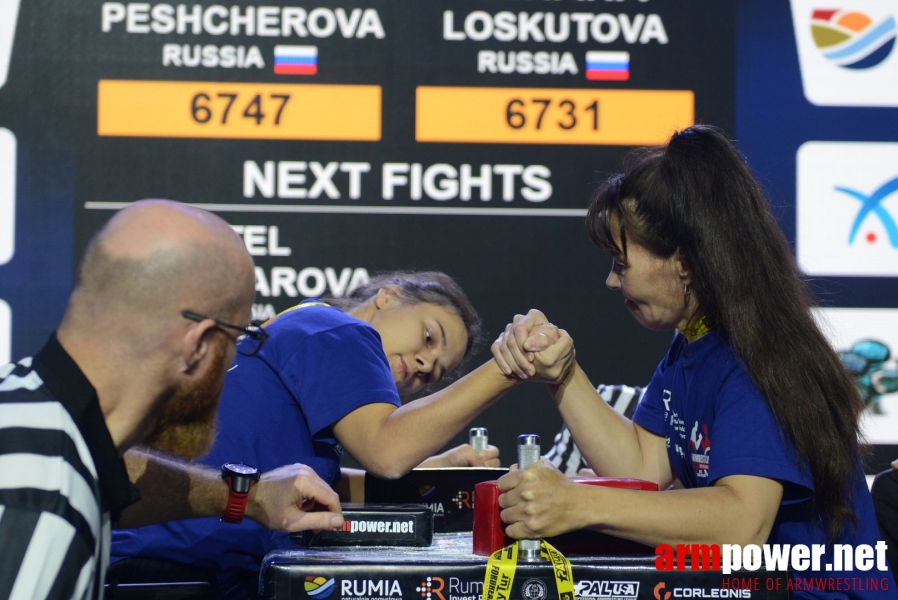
[0,335,139,600]
[546,383,646,477]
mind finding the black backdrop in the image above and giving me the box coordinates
[61,0,733,460]
[9,2,897,467]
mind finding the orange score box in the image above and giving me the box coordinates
[416,86,694,146]
[98,80,381,141]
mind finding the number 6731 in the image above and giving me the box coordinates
[505,98,599,131]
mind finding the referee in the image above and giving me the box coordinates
[0,200,342,600]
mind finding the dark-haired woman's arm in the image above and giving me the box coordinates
[546,384,645,477]
[492,309,675,487]
[497,459,783,548]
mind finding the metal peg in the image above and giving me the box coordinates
[470,427,489,453]
[517,434,542,562]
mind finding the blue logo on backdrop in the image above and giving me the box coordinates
[835,176,898,248]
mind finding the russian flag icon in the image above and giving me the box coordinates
[274,45,318,75]
[585,51,630,81]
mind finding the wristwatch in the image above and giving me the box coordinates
[221,462,261,524]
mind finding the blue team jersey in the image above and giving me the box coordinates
[634,330,895,599]
[111,302,401,572]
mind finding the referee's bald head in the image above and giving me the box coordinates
[71,199,254,327]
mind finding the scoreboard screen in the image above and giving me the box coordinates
[4,0,736,452]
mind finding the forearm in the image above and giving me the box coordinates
[120,450,345,532]
[550,364,665,483]
[345,361,516,477]
[117,448,227,528]
[573,484,775,548]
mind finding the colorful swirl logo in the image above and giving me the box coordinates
[305,576,336,599]
[811,10,896,69]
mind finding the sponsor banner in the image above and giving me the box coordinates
[790,0,898,106]
[813,307,898,444]
[652,582,750,599]
[796,142,898,277]
[260,537,790,600]
[343,519,414,534]
[364,468,502,533]
[655,542,890,575]
[575,579,639,600]
[293,506,433,548]
[338,578,403,600]
[0,128,14,266]
[0,0,19,89]
[418,576,482,600]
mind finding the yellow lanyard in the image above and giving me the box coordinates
[482,540,576,600]
[677,315,716,343]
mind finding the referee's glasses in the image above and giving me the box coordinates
[181,310,270,356]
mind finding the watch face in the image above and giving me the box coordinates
[224,462,258,475]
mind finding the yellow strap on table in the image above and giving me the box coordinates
[482,540,576,600]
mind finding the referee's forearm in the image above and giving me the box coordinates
[116,448,226,528]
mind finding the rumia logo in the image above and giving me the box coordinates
[304,576,336,599]
[791,2,898,106]
[811,10,896,69]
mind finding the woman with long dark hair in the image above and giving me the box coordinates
[492,125,894,598]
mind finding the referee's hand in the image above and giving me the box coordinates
[247,463,344,531]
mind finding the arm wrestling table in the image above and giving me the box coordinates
[260,533,790,600]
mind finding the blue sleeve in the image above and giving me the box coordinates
[284,322,400,439]
[708,372,813,504]
[633,352,672,437]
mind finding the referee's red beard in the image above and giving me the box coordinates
[143,338,229,460]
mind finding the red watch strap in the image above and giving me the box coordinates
[223,490,250,523]
[222,476,256,523]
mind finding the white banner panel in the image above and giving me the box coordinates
[797,141,898,277]
[0,0,19,89]
[0,299,9,366]
[813,307,898,444]
[0,128,14,266]
[791,0,898,106]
